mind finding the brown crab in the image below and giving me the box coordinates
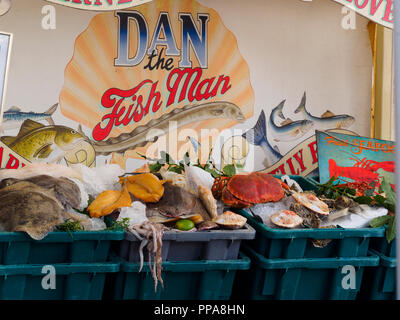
[212,172,285,209]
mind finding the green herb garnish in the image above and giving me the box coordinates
[106,218,130,231]
[56,219,83,232]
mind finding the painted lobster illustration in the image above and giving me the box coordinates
[329,157,395,191]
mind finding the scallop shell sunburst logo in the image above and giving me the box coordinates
[60,0,254,166]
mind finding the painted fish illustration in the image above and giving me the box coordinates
[92,101,245,155]
[295,92,355,129]
[242,110,282,167]
[269,100,314,142]
[1,119,96,167]
[1,103,58,131]
[187,136,201,154]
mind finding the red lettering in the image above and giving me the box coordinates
[210,75,231,96]
[293,149,307,173]
[308,141,318,164]
[5,154,19,169]
[286,157,299,175]
[370,0,384,15]
[0,147,3,167]
[166,68,202,106]
[166,68,232,106]
[354,0,368,9]
[382,0,393,22]
[93,80,153,141]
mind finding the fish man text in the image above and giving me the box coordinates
[92,68,231,141]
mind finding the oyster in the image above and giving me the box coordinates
[214,211,247,229]
[270,210,303,229]
[290,202,321,228]
[292,192,330,216]
[197,221,219,231]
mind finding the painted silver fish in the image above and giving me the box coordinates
[294,92,355,130]
[187,136,201,154]
[92,101,245,155]
[269,100,314,142]
[242,110,282,167]
[1,103,58,131]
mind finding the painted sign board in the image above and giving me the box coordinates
[316,130,395,189]
[0,0,373,174]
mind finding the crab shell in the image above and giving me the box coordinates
[212,172,285,209]
[270,210,303,229]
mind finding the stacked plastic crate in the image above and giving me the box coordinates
[0,231,123,300]
[232,176,385,300]
[108,225,256,300]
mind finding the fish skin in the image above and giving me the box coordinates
[92,102,245,155]
[2,104,58,131]
[294,92,355,129]
[242,110,282,167]
[0,120,94,165]
[269,100,314,142]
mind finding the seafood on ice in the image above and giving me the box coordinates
[212,172,284,208]
[270,210,303,229]
[214,211,247,229]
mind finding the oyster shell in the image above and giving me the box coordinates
[270,210,303,229]
[197,221,219,231]
[290,202,321,228]
[292,192,330,216]
[214,211,247,229]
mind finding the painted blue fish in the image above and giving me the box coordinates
[1,103,58,131]
[242,110,282,167]
[187,136,201,154]
[295,92,355,129]
[269,100,314,142]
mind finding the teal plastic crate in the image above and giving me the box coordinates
[0,231,124,264]
[0,262,120,300]
[369,229,396,257]
[307,176,395,258]
[237,175,385,258]
[233,245,379,300]
[359,250,396,300]
[111,254,250,300]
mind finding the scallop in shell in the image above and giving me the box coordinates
[215,211,247,230]
[59,0,254,165]
[270,210,303,229]
[292,192,330,216]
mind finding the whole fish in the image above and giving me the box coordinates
[92,102,245,155]
[269,100,314,142]
[1,103,58,131]
[242,110,282,167]
[0,119,96,166]
[295,92,355,129]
